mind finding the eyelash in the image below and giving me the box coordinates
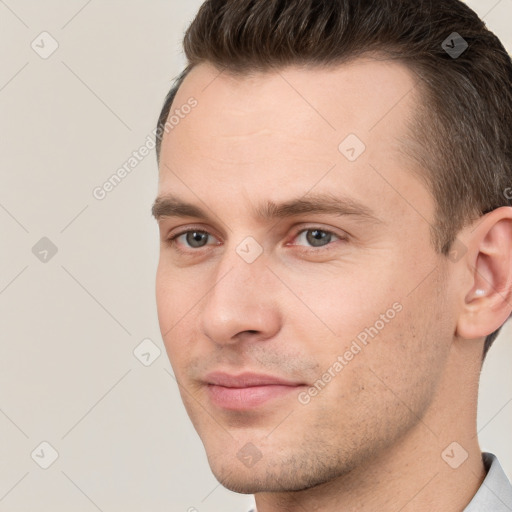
[165,226,347,254]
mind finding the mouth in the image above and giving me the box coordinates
[204,371,307,410]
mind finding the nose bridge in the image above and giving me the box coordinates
[214,234,268,299]
[200,238,278,343]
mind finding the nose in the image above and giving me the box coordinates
[199,244,282,346]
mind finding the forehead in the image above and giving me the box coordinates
[168,57,418,143]
[157,58,432,229]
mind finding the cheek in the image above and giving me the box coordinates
[155,264,173,333]
[300,286,450,443]
[296,257,450,389]
[355,275,452,403]
[155,261,196,328]
[155,263,192,361]
[278,261,402,346]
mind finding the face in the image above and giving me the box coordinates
[154,59,457,493]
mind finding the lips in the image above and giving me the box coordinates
[204,372,306,410]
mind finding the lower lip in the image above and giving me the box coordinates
[206,384,302,410]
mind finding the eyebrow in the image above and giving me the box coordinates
[151,192,382,225]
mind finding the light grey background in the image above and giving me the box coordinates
[0,1,510,510]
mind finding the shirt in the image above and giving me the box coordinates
[247,452,512,511]
[464,452,512,511]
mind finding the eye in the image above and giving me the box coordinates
[168,229,219,250]
[165,226,345,253]
[291,228,343,249]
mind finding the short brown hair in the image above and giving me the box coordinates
[155,0,512,357]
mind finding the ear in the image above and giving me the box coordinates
[456,207,512,340]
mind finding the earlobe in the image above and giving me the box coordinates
[456,207,512,340]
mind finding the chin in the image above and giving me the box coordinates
[213,473,267,495]
[207,452,348,495]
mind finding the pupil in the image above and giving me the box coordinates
[307,229,331,247]
[188,231,207,247]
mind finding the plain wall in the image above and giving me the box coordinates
[0,1,510,510]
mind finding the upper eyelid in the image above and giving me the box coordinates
[167,224,341,237]
[167,225,220,241]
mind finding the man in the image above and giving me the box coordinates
[151,0,512,510]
